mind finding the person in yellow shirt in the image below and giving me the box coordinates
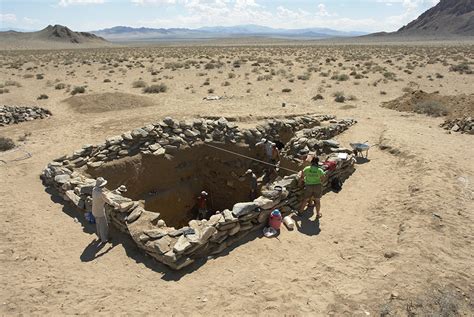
[299,156,326,219]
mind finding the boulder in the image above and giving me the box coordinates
[232,202,259,217]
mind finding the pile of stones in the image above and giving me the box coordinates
[440,117,473,134]
[0,105,52,126]
[41,115,357,270]
[282,118,357,162]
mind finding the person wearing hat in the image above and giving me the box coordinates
[298,156,326,219]
[92,177,119,244]
[239,169,258,200]
[196,191,209,220]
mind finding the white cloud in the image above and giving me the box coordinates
[0,13,17,23]
[131,0,178,4]
[58,0,106,7]
[317,4,330,17]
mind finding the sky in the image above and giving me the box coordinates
[0,0,440,32]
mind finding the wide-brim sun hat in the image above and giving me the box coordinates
[201,191,208,196]
[96,177,108,187]
[245,169,253,174]
[118,185,127,192]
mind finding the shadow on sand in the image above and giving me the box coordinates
[294,206,321,236]
[355,156,371,165]
[45,186,268,281]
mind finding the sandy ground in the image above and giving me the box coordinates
[1,44,473,316]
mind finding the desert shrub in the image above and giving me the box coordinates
[71,86,86,95]
[0,136,15,152]
[0,88,9,94]
[282,88,292,93]
[435,73,444,79]
[36,74,44,80]
[333,91,346,103]
[257,74,273,81]
[222,81,230,86]
[18,132,31,142]
[450,63,471,74]
[103,79,111,83]
[312,94,324,100]
[297,73,311,81]
[55,83,66,89]
[207,88,214,93]
[23,74,34,79]
[380,91,387,95]
[4,80,21,87]
[204,63,215,70]
[228,72,236,79]
[143,83,167,94]
[414,101,448,117]
[331,74,349,81]
[132,80,147,88]
[37,94,49,100]
[383,72,396,80]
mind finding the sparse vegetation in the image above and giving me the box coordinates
[333,91,346,103]
[71,86,86,95]
[55,83,66,90]
[37,94,49,100]
[282,88,292,93]
[132,80,147,88]
[414,101,448,117]
[143,83,167,94]
[0,136,15,152]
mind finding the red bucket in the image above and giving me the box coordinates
[269,210,282,230]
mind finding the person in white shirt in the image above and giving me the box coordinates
[92,177,119,245]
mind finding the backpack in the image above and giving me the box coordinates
[331,177,342,192]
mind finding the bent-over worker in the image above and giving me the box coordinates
[92,177,119,245]
[299,157,327,219]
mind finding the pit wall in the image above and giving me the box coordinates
[87,143,269,228]
[41,115,356,270]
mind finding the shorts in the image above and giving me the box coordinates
[303,184,322,199]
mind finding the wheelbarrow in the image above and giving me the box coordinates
[350,142,370,158]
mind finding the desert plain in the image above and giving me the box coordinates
[0,42,473,315]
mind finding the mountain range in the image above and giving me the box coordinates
[91,24,367,41]
[0,25,109,50]
[396,0,473,36]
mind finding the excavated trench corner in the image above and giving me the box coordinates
[87,143,267,229]
[41,115,358,270]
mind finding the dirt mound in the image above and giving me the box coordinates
[381,90,474,118]
[64,92,155,114]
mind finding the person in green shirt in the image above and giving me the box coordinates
[299,156,327,219]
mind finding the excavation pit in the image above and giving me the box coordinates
[87,143,269,229]
[42,115,358,270]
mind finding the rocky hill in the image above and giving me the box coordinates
[0,25,110,50]
[396,0,474,36]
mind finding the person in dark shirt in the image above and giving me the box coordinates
[196,191,208,219]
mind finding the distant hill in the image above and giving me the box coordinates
[91,24,367,41]
[396,0,474,36]
[0,25,111,50]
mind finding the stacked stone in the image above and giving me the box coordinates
[54,115,334,170]
[440,117,473,134]
[282,118,357,161]
[0,105,52,126]
[41,115,357,270]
